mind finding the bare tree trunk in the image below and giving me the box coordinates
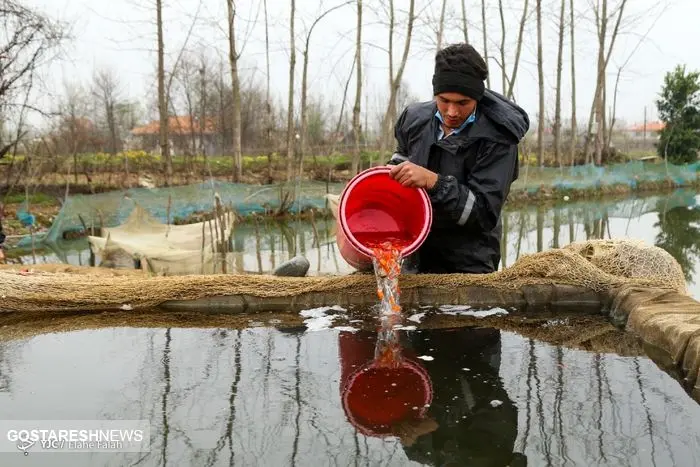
[227,0,242,182]
[198,61,207,166]
[569,0,577,166]
[286,0,296,181]
[436,0,447,52]
[594,0,607,166]
[460,0,469,43]
[330,56,356,155]
[301,2,350,177]
[498,0,507,94]
[263,0,274,180]
[156,0,171,185]
[351,0,363,175]
[583,0,627,165]
[506,0,529,100]
[379,0,415,158]
[553,0,566,167]
[481,0,490,89]
[536,0,545,166]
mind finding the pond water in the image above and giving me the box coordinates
[1,318,699,466]
[2,190,700,465]
[5,189,700,298]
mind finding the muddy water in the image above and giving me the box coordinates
[6,189,700,297]
[0,321,699,466]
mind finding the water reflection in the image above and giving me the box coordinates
[339,327,525,466]
[2,323,700,466]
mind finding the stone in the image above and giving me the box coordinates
[273,255,310,277]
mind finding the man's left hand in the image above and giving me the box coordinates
[389,162,438,190]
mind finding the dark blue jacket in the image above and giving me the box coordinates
[389,90,530,273]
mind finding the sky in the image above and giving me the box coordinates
[20,0,700,131]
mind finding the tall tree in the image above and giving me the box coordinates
[656,65,700,164]
[460,0,469,43]
[286,0,296,181]
[569,0,577,165]
[155,0,171,184]
[436,0,447,52]
[226,0,243,181]
[480,0,490,89]
[352,0,363,174]
[92,69,121,157]
[536,0,545,166]
[379,0,415,157]
[300,2,351,175]
[553,0,566,166]
[506,0,529,100]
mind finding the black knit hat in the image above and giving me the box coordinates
[432,43,488,101]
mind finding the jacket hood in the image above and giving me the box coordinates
[472,90,530,145]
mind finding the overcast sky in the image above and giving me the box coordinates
[23,0,700,130]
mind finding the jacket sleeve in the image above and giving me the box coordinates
[427,141,517,231]
[386,107,410,166]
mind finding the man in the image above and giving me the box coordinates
[388,43,529,274]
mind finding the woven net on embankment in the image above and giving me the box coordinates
[0,239,687,313]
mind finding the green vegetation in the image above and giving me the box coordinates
[657,65,700,164]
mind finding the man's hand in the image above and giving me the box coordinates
[389,162,439,190]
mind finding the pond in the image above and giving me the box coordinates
[5,189,700,297]
[1,189,700,465]
[0,313,699,466]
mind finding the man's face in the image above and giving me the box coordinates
[435,92,477,128]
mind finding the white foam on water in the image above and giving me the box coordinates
[299,306,347,332]
[407,312,426,323]
[438,305,509,318]
[334,326,360,333]
[417,355,434,361]
[392,325,417,331]
[490,400,503,407]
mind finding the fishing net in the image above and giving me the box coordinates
[514,161,700,194]
[87,203,236,275]
[41,180,344,243]
[0,238,687,313]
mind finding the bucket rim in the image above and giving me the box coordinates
[338,166,433,259]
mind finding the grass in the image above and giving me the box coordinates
[3,192,57,205]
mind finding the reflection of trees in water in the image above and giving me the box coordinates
[10,326,697,466]
[655,206,700,282]
[503,332,700,466]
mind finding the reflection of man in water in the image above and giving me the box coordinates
[339,326,525,466]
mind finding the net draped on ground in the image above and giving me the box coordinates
[0,239,687,313]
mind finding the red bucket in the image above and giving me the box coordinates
[339,332,433,437]
[336,167,433,270]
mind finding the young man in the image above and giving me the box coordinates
[388,43,529,274]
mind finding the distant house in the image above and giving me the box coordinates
[129,116,219,156]
[624,121,665,140]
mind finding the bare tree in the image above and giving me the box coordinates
[299,2,352,175]
[536,0,545,166]
[226,0,242,182]
[506,0,530,100]
[497,0,507,94]
[351,0,362,174]
[582,0,628,165]
[285,0,296,181]
[379,0,415,158]
[436,0,447,52]
[480,0,490,89]
[263,0,273,159]
[460,0,469,43]
[553,0,566,166]
[155,0,171,184]
[0,0,67,160]
[569,0,577,165]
